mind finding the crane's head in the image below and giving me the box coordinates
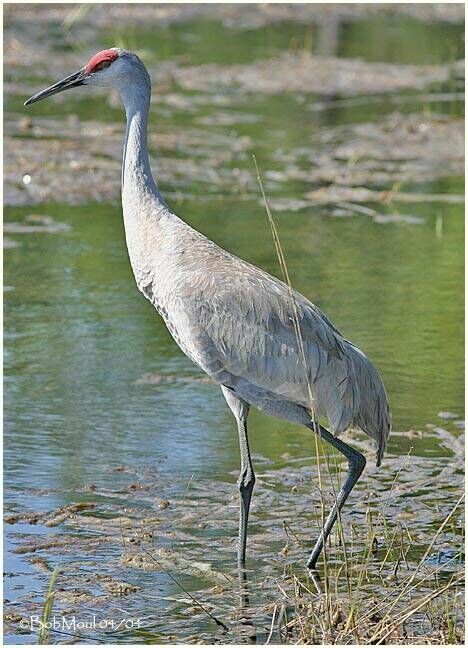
[24,48,149,106]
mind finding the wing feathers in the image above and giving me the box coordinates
[168,240,390,463]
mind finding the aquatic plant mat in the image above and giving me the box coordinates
[4,4,463,208]
[4,422,464,644]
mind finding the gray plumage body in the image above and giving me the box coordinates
[25,48,391,571]
[128,207,390,466]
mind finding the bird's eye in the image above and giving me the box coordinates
[92,60,112,73]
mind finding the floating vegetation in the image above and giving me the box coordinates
[174,52,457,96]
[304,185,463,206]
[4,112,463,211]
[3,214,72,234]
[4,424,463,643]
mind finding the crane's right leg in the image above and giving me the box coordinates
[220,386,254,566]
[306,423,366,570]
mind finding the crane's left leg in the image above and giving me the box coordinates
[221,386,254,566]
[306,423,366,570]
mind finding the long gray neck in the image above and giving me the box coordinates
[120,81,167,212]
[118,75,172,289]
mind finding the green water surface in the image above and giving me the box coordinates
[3,8,464,644]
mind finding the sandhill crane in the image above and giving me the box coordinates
[25,48,391,571]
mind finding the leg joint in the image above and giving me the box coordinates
[238,467,255,493]
[349,451,366,478]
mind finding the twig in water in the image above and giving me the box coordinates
[265,604,278,644]
[253,153,338,625]
[38,567,59,645]
[138,544,229,632]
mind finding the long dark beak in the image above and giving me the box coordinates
[24,68,88,106]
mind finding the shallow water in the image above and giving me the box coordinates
[3,4,464,644]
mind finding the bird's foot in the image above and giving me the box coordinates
[306,568,323,595]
